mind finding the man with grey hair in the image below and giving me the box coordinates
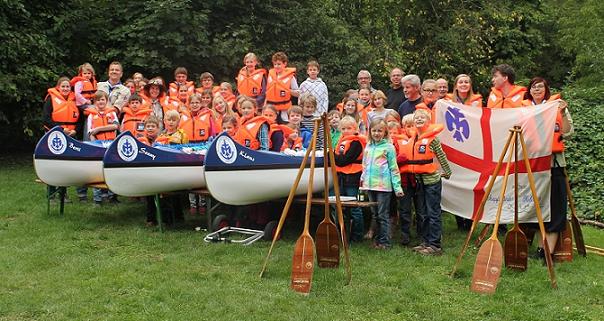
[357,69,376,92]
[397,74,423,118]
[436,78,448,99]
[386,67,405,109]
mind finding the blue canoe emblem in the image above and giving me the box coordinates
[445,106,470,142]
[220,140,234,160]
[51,135,64,152]
[121,140,135,158]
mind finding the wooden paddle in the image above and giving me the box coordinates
[553,220,573,262]
[504,131,528,271]
[562,167,586,257]
[470,130,516,294]
[451,128,515,277]
[518,130,557,289]
[260,123,316,279]
[291,119,319,295]
[315,114,339,268]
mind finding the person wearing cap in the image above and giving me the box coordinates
[140,77,174,131]
[97,61,131,114]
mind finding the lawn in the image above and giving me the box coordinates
[1,154,603,321]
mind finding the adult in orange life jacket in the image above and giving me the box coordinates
[265,51,300,123]
[140,77,175,131]
[169,67,195,99]
[487,64,527,108]
[236,52,267,107]
[70,63,97,108]
[334,116,367,242]
[233,98,270,150]
[87,91,119,141]
[121,94,152,142]
[179,93,215,143]
[522,77,574,260]
[445,74,483,108]
[262,104,286,152]
[43,77,80,137]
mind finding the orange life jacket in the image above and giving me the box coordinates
[140,94,177,116]
[522,93,565,153]
[121,107,152,140]
[88,108,117,141]
[335,134,367,174]
[234,116,270,150]
[337,102,365,114]
[70,76,97,101]
[410,124,444,174]
[179,109,214,142]
[237,68,266,98]
[168,81,195,98]
[487,85,527,108]
[415,102,435,124]
[265,67,296,111]
[194,85,221,95]
[445,93,483,107]
[393,130,417,173]
[46,88,79,131]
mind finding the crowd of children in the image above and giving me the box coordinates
[43,55,570,257]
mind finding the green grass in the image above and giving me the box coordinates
[1,154,603,321]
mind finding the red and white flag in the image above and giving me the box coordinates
[434,100,559,224]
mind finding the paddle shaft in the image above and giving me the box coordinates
[322,114,331,222]
[518,130,557,289]
[488,130,516,241]
[452,127,516,276]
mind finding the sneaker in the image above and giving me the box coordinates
[63,194,72,203]
[412,243,428,252]
[418,246,443,256]
[371,242,389,250]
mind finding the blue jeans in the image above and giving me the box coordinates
[368,190,392,247]
[93,188,113,202]
[397,174,425,240]
[340,183,364,242]
[419,181,442,249]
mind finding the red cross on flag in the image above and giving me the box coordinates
[434,100,560,224]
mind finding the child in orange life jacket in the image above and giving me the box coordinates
[385,109,402,136]
[299,94,324,149]
[219,82,237,110]
[174,84,191,112]
[211,94,237,134]
[342,97,367,135]
[124,78,136,95]
[394,114,423,246]
[169,67,195,99]
[357,87,372,109]
[43,76,79,137]
[71,63,97,110]
[136,78,148,94]
[407,109,452,256]
[132,72,144,85]
[262,104,286,152]
[334,116,367,242]
[265,51,300,123]
[360,118,404,249]
[234,98,270,151]
[196,72,218,94]
[87,90,119,205]
[140,115,160,145]
[156,110,189,145]
[221,115,239,137]
[179,93,215,143]
[237,52,267,107]
[327,110,342,149]
[121,94,151,141]
[282,123,303,151]
[287,105,311,149]
[335,89,359,113]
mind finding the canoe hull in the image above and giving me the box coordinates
[103,131,205,196]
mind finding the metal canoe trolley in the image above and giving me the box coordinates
[204,227,264,246]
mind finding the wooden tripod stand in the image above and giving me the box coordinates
[451,126,557,293]
[259,115,351,294]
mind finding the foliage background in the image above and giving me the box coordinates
[0,0,602,218]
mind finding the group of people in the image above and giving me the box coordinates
[42,51,572,258]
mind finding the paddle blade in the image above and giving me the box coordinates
[553,220,573,262]
[315,222,340,268]
[471,239,503,294]
[504,230,528,271]
[291,235,315,294]
[570,216,586,257]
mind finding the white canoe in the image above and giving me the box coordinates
[204,133,332,205]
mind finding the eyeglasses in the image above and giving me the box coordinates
[358,77,370,80]
[531,84,546,89]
